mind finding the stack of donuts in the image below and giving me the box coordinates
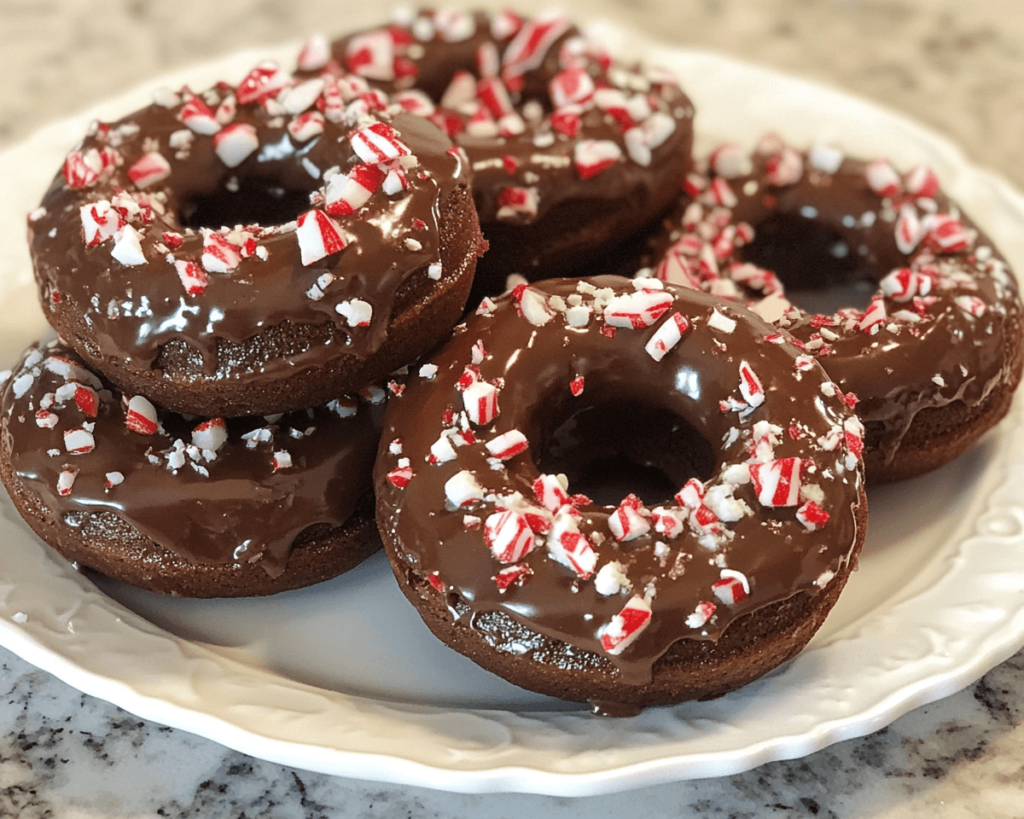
[2,8,1021,713]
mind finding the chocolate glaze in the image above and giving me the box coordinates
[1,341,383,578]
[374,276,865,686]
[28,71,472,403]
[314,9,695,289]
[649,137,1024,472]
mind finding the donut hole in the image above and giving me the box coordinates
[740,213,877,314]
[179,176,312,230]
[535,399,715,506]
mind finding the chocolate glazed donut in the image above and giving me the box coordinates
[302,9,695,302]
[648,135,1024,483]
[374,277,866,711]
[28,65,483,417]
[0,341,386,598]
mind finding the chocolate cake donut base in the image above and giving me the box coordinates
[381,489,865,710]
[1,449,382,598]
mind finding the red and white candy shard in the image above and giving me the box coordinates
[296,210,346,266]
[201,231,243,273]
[880,267,932,302]
[600,595,653,655]
[514,284,554,326]
[644,312,689,361]
[549,67,595,108]
[710,143,747,178]
[325,164,384,216]
[235,62,290,105]
[445,470,485,507]
[496,186,538,221]
[502,11,573,78]
[272,450,293,471]
[895,204,923,254]
[345,30,396,81]
[924,214,970,253]
[574,140,622,180]
[288,111,325,142]
[63,428,95,455]
[127,152,171,188]
[297,33,330,72]
[608,496,651,541]
[179,97,221,135]
[738,361,765,408]
[192,418,227,452]
[387,463,414,488]
[495,563,533,591]
[462,380,500,425]
[533,473,570,511]
[865,158,901,198]
[335,298,373,328]
[485,429,529,460]
[63,148,105,189]
[111,226,146,267]
[955,295,987,318]
[686,600,717,629]
[764,147,804,187]
[350,122,411,164]
[857,298,887,333]
[603,289,673,329]
[213,123,259,169]
[80,201,121,247]
[57,468,79,497]
[125,395,158,435]
[712,570,749,605]
[175,260,209,296]
[797,500,830,531]
[484,509,536,563]
[73,385,99,417]
[749,457,805,507]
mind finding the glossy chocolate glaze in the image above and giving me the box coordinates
[28,71,471,393]
[1,341,383,578]
[374,277,865,685]
[313,9,694,283]
[651,137,1024,468]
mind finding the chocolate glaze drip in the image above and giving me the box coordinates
[375,277,864,685]
[28,79,470,380]
[651,140,1024,467]
[1,341,383,577]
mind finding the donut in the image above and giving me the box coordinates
[302,9,695,301]
[374,276,866,710]
[28,64,483,418]
[646,135,1024,483]
[0,340,385,598]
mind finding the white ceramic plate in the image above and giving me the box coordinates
[2,25,1024,797]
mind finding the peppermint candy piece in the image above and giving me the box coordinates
[495,563,533,591]
[608,495,650,541]
[501,11,573,79]
[880,267,932,302]
[178,97,221,135]
[57,467,79,497]
[80,200,121,247]
[63,427,96,455]
[444,470,484,507]
[712,570,750,605]
[463,380,500,426]
[213,123,259,168]
[325,164,386,217]
[127,152,171,189]
[865,158,901,198]
[125,395,158,435]
[235,62,290,105]
[749,457,805,507]
[496,187,538,221]
[644,312,689,361]
[600,595,653,655]
[603,289,674,329]
[296,33,331,72]
[738,360,765,408]
[345,30,395,81]
[111,226,146,267]
[797,501,830,531]
[296,210,346,266]
[532,473,570,512]
[574,139,622,180]
[192,418,228,452]
[201,231,243,273]
[764,147,804,187]
[175,260,209,296]
[386,463,414,488]
[549,67,595,108]
[485,429,529,461]
[62,148,106,189]
[484,509,536,563]
[350,122,411,164]
[335,298,373,328]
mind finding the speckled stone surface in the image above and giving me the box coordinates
[3,0,1024,816]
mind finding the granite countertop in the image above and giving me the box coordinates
[2,1,1024,816]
